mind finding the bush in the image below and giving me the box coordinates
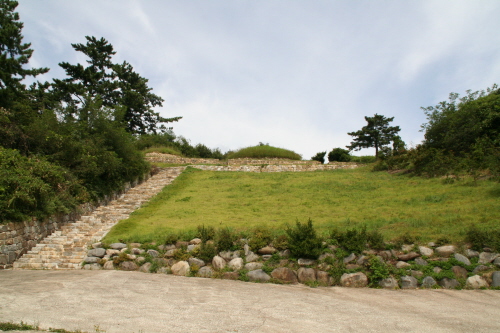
[215,227,238,251]
[196,243,217,263]
[286,219,323,259]
[197,225,215,243]
[465,225,500,252]
[311,151,326,163]
[248,226,273,251]
[328,148,351,162]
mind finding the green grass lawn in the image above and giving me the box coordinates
[103,166,500,244]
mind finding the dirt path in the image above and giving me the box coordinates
[1,270,499,333]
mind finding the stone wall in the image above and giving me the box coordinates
[192,162,358,172]
[0,176,147,269]
[145,153,323,166]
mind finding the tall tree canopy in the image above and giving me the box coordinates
[0,0,48,108]
[346,114,401,158]
[52,36,181,134]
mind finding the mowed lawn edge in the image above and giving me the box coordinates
[103,166,500,244]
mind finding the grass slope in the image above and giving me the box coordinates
[227,145,302,160]
[103,167,500,244]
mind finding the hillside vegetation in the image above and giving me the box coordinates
[226,144,302,160]
[103,166,500,245]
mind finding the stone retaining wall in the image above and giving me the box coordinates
[0,176,148,269]
[191,163,358,172]
[145,153,323,166]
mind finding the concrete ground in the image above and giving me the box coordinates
[0,270,499,333]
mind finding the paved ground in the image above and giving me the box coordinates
[1,270,499,333]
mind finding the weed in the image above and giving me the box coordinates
[215,227,238,251]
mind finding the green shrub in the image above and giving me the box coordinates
[368,256,391,286]
[465,225,500,251]
[196,243,217,263]
[328,148,351,162]
[331,226,367,254]
[215,227,238,251]
[311,151,326,163]
[197,225,215,243]
[286,219,323,259]
[248,226,273,251]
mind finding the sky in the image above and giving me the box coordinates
[17,1,500,159]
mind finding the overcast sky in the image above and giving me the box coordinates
[17,1,500,159]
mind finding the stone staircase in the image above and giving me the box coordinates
[13,167,185,270]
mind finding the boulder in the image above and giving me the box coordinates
[110,242,127,250]
[244,244,250,256]
[245,262,263,271]
[400,276,418,289]
[435,245,456,257]
[396,261,411,269]
[439,278,460,289]
[84,256,99,264]
[258,246,277,255]
[472,265,489,274]
[466,275,489,289]
[228,258,244,271]
[271,267,298,284]
[171,261,190,276]
[219,251,240,261]
[318,253,335,261]
[492,271,500,287]
[119,261,138,271]
[247,269,271,282]
[378,250,393,260]
[316,271,333,286]
[421,276,437,288]
[410,270,424,279]
[106,249,120,257]
[187,244,198,252]
[197,266,214,278]
[131,248,145,255]
[129,243,141,249]
[147,249,159,258]
[297,268,316,283]
[212,255,226,271]
[433,267,442,274]
[356,255,369,266]
[452,266,468,280]
[465,249,479,258]
[298,258,316,266]
[414,258,428,266]
[222,272,239,280]
[454,253,471,266]
[188,258,205,268]
[139,262,152,273]
[165,249,176,258]
[88,248,106,258]
[176,241,189,248]
[245,252,260,263]
[340,272,368,288]
[479,252,499,264]
[343,253,356,264]
[91,242,102,249]
[494,257,500,267]
[401,244,414,252]
[103,261,114,270]
[189,238,202,245]
[418,246,434,257]
[83,263,101,270]
[379,277,399,289]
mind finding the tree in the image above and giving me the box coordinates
[346,114,401,159]
[52,36,181,134]
[328,148,351,162]
[311,151,326,163]
[0,0,48,109]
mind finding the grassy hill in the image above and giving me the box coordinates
[103,166,500,244]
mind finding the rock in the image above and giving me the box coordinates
[88,248,106,258]
[396,261,411,269]
[494,257,500,267]
[356,255,369,266]
[131,248,145,255]
[135,257,145,264]
[219,250,240,261]
[466,275,489,289]
[343,253,356,264]
[188,258,205,267]
[492,271,500,287]
[419,246,434,257]
[84,256,99,264]
[103,261,114,270]
[129,243,141,249]
[465,249,479,258]
[83,263,101,270]
[164,244,176,251]
[139,262,152,273]
[245,252,260,263]
[454,253,471,266]
[245,262,263,271]
[212,255,226,270]
[262,255,272,261]
[473,265,489,274]
[410,270,424,278]
[414,258,428,266]
[297,268,316,283]
[189,238,202,245]
[119,261,138,271]
[271,267,298,284]
[318,253,335,261]
[165,249,176,258]
[298,258,316,266]
[222,272,239,280]
[400,276,418,289]
[156,267,169,274]
[127,254,136,260]
[247,269,271,282]
[187,244,198,252]
[316,271,333,286]
[91,242,102,249]
[378,250,393,260]
[421,276,437,288]
[110,242,127,250]
[197,266,214,278]
[435,245,456,257]
[340,272,368,288]
[439,278,460,289]
[106,249,120,257]
[345,264,361,270]
[397,252,420,261]
[452,266,468,280]
[433,266,442,274]
[171,261,190,276]
[258,246,277,255]
[379,277,398,289]
[279,249,291,258]
[427,242,436,247]
[479,252,499,264]
[401,244,414,252]
[176,241,189,248]
[244,244,250,256]
[228,257,244,271]
[147,249,159,258]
